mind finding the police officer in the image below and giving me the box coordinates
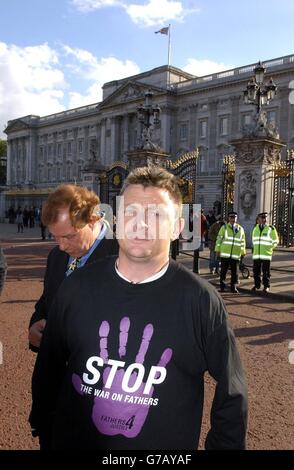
[251,212,278,293]
[215,211,246,294]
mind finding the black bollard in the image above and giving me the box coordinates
[193,249,200,274]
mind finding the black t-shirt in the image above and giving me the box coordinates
[31,258,247,450]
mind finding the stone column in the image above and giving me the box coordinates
[208,99,218,170]
[25,137,30,183]
[6,140,12,186]
[231,137,286,243]
[160,107,171,153]
[110,117,116,163]
[100,119,106,165]
[122,114,129,156]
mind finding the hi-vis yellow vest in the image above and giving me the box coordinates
[252,224,278,260]
[215,224,246,260]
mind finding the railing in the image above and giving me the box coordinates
[39,103,99,123]
[175,53,294,91]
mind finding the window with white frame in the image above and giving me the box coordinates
[179,123,188,141]
[242,114,251,127]
[66,165,71,181]
[198,153,206,174]
[220,116,229,136]
[199,120,207,138]
[267,110,276,127]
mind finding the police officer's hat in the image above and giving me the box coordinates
[258,212,268,218]
[228,211,238,217]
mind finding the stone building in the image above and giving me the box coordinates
[3,53,294,214]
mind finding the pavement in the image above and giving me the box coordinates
[1,222,293,302]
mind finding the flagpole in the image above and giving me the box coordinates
[167,24,171,89]
[167,24,171,67]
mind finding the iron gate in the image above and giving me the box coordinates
[272,154,294,246]
[221,155,235,220]
[99,151,199,210]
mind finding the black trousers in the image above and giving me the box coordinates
[220,258,239,288]
[253,259,271,288]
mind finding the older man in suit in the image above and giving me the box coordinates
[29,184,118,352]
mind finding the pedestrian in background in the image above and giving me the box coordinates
[16,208,24,233]
[208,217,224,274]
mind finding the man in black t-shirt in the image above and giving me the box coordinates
[30,166,248,450]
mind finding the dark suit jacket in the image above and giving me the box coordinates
[29,234,118,351]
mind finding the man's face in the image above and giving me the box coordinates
[117,185,183,262]
[258,215,267,225]
[48,208,94,258]
[229,215,237,224]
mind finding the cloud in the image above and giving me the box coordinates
[64,46,140,107]
[183,58,235,77]
[125,0,198,27]
[71,0,122,12]
[0,41,140,137]
[0,42,66,136]
[70,0,199,26]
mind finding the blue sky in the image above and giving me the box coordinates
[1,0,294,137]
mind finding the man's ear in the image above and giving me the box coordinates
[171,217,185,241]
[88,214,100,229]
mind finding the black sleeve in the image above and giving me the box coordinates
[29,288,69,437]
[29,250,53,328]
[0,247,7,295]
[199,289,248,450]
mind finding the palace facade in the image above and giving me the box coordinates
[4,53,294,213]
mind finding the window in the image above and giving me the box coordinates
[67,142,72,154]
[243,114,251,126]
[198,154,206,174]
[267,110,276,127]
[57,143,62,158]
[179,123,188,141]
[78,141,83,154]
[199,120,207,138]
[57,167,61,181]
[66,165,71,181]
[220,117,229,136]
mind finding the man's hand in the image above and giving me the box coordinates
[29,319,46,348]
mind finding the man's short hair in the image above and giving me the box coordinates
[120,165,183,207]
[42,184,100,229]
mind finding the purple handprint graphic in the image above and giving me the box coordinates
[72,317,173,439]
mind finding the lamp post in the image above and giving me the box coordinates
[137,90,161,150]
[243,61,277,117]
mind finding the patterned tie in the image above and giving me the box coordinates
[66,257,81,276]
